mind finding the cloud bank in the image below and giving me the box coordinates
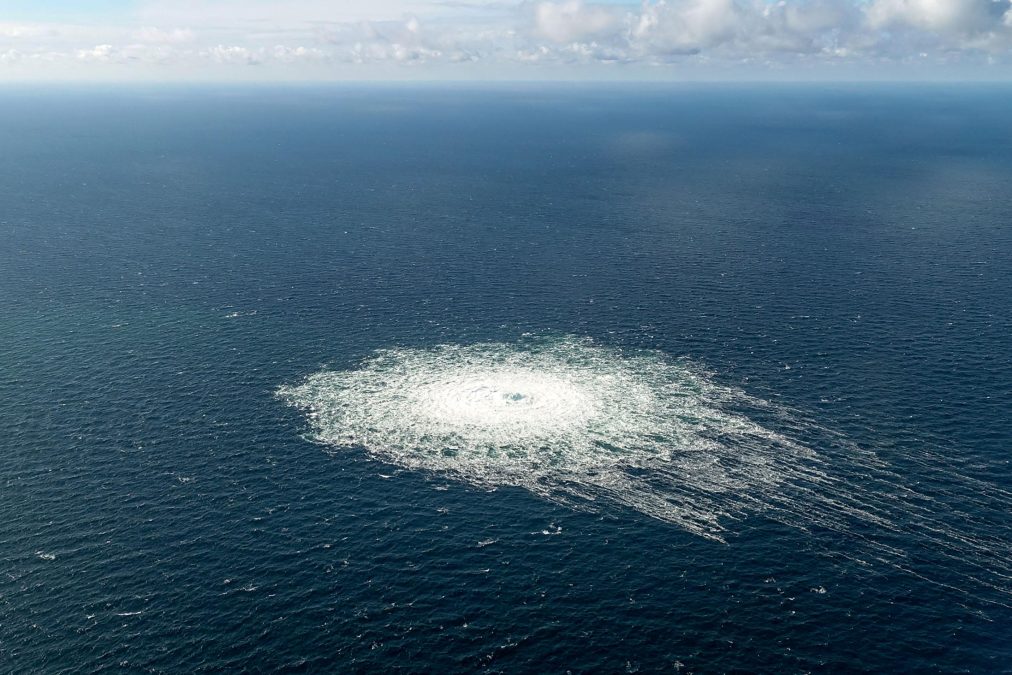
[2,0,1011,79]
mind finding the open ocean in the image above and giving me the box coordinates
[2,85,1011,672]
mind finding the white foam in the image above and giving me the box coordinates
[279,336,1012,602]
[278,336,821,540]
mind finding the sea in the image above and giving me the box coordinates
[1,84,1010,672]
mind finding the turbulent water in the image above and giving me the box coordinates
[2,86,1011,672]
[281,337,816,540]
[282,336,1012,601]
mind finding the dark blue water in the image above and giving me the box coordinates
[2,85,1010,672]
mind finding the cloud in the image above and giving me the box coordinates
[271,44,327,62]
[76,44,117,62]
[629,0,746,55]
[533,1,619,42]
[202,44,260,65]
[1,0,1012,79]
[0,23,49,39]
[866,0,1010,35]
[133,27,197,44]
[0,49,24,64]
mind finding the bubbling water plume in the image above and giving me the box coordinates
[280,337,831,540]
[279,336,1012,602]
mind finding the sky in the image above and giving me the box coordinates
[1,0,1011,81]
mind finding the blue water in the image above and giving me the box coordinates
[2,85,1010,672]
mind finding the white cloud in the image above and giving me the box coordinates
[271,44,327,62]
[2,1,1012,79]
[133,27,197,44]
[0,48,24,64]
[201,44,256,64]
[534,1,619,42]
[76,44,117,62]
[0,23,48,39]
[629,0,746,55]
[866,0,1008,34]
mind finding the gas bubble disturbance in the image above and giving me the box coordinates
[279,336,1012,601]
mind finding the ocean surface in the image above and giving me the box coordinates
[1,84,1011,672]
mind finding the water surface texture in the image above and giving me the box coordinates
[2,85,1011,672]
